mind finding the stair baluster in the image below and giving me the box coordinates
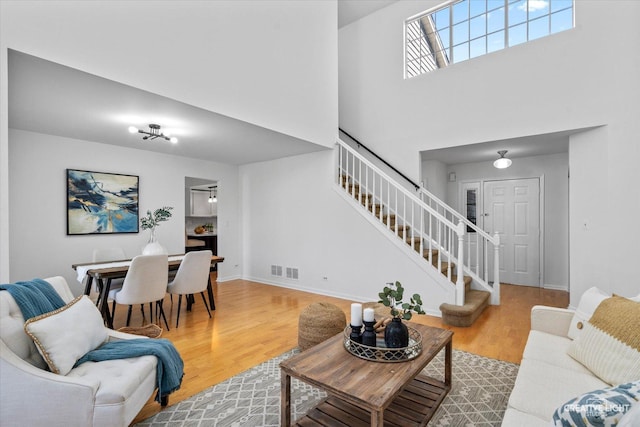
[336,138,500,310]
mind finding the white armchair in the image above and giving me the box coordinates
[0,276,159,427]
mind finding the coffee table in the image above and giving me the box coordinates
[280,322,453,426]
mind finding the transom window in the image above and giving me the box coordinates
[405,0,574,78]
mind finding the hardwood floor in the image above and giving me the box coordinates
[129,275,568,423]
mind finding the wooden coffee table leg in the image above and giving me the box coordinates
[281,371,291,426]
[445,339,452,387]
[371,409,384,427]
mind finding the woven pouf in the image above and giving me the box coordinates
[298,302,346,351]
[118,324,163,338]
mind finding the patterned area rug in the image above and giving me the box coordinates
[135,348,519,426]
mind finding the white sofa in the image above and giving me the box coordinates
[503,300,639,426]
[0,276,158,427]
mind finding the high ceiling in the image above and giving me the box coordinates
[338,0,398,28]
[8,50,327,166]
[8,1,572,169]
[7,2,402,166]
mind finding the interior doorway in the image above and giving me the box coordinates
[483,178,541,287]
[185,176,218,255]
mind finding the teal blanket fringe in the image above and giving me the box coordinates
[0,278,65,319]
[75,338,184,402]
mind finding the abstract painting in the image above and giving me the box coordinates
[67,169,139,235]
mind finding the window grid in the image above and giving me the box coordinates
[405,0,573,78]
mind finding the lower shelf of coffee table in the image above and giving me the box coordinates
[293,374,450,427]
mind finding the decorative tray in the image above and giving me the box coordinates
[343,325,422,363]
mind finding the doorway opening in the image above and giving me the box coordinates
[185,176,218,256]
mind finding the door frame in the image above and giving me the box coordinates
[458,175,545,287]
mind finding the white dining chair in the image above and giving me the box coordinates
[167,250,213,328]
[108,254,170,330]
[93,247,127,263]
[92,247,126,306]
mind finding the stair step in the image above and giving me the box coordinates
[395,225,410,237]
[382,214,396,227]
[450,275,472,293]
[406,236,421,251]
[367,203,382,215]
[347,183,360,193]
[438,262,454,275]
[439,290,490,327]
[421,249,439,263]
[355,193,373,202]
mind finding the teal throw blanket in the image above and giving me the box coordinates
[75,338,184,402]
[1,278,184,402]
[0,278,65,319]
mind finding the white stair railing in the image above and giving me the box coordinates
[338,140,469,305]
[336,139,501,305]
[418,188,500,304]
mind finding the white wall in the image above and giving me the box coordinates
[440,152,569,290]
[240,150,453,315]
[339,1,640,304]
[0,0,339,282]
[8,129,241,295]
[421,159,447,200]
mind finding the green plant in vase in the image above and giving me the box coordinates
[378,281,425,348]
[140,206,173,254]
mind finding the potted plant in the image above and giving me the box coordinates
[378,281,425,348]
[141,206,173,255]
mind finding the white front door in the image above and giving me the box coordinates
[483,178,540,286]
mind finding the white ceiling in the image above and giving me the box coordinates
[420,131,576,166]
[7,2,574,169]
[7,3,401,167]
[8,50,326,166]
[338,0,399,28]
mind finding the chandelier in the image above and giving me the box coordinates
[128,124,178,143]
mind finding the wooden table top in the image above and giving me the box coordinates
[280,322,453,411]
[72,254,224,278]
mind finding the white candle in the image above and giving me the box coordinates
[363,308,375,322]
[350,303,362,326]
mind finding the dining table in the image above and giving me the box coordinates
[72,254,224,328]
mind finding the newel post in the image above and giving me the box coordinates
[492,232,501,305]
[455,221,465,306]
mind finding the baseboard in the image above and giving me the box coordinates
[243,275,366,302]
[216,274,241,283]
[243,275,444,318]
[543,283,569,291]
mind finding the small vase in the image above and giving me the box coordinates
[142,228,167,255]
[384,317,409,348]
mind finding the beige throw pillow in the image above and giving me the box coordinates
[568,287,610,340]
[568,296,640,386]
[24,295,108,375]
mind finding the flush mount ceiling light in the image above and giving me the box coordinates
[128,123,178,143]
[493,150,512,169]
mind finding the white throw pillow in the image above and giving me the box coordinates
[567,296,640,386]
[568,287,610,340]
[24,295,108,375]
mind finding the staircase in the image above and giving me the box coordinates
[336,137,500,326]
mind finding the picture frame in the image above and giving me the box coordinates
[67,169,139,235]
